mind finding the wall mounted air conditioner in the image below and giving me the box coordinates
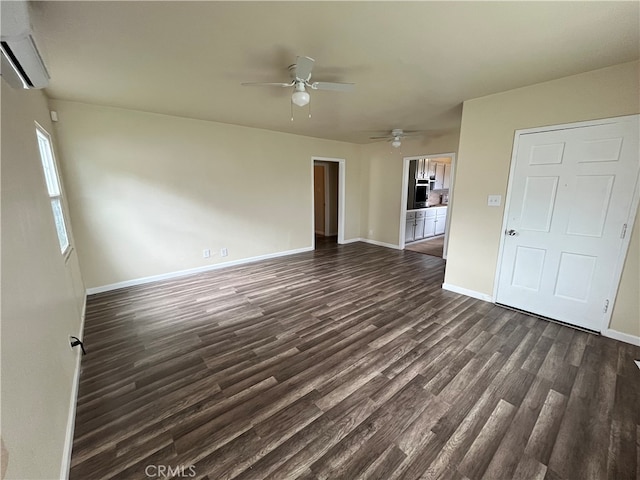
[1,0,49,89]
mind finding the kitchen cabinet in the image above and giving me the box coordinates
[434,163,446,190]
[405,211,416,242]
[414,159,451,189]
[415,159,429,180]
[406,207,447,243]
[443,164,451,189]
[427,160,437,179]
[435,207,447,235]
[414,211,426,240]
[406,211,427,241]
[423,209,437,237]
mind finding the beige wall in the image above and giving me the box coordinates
[1,79,85,478]
[445,60,640,336]
[50,100,362,289]
[611,216,639,332]
[360,131,460,245]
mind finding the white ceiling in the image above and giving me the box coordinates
[31,1,639,144]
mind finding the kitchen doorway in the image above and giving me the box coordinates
[311,157,345,248]
[399,153,456,259]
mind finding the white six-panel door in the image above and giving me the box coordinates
[496,116,639,331]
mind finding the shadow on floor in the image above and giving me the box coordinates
[315,234,338,250]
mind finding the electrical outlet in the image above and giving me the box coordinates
[203,249,211,258]
[368,229,373,236]
[487,195,502,207]
[221,247,228,257]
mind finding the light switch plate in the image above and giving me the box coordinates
[488,195,502,207]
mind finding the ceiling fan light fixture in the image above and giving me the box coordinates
[242,56,354,113]
[291,83,310,107]
[391,138,402,148]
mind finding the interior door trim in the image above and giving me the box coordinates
[399,152,456,258]
[311,156,346,246]
[493,114,640,334]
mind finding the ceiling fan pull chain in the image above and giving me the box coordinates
[291,100,294,122]
[308,101,312,119]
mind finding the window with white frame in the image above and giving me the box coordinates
[35,124,70,254]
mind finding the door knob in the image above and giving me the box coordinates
[506,229,518,236]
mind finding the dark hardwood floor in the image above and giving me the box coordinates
[314,234,338,249]
[405,236,445,258]
[71,241,640,480]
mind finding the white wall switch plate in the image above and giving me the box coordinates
[221,247,228,257]
[488,195,502,207]
[203,249,211,258]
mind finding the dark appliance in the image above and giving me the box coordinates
[414,181,429,208]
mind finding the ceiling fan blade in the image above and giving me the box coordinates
[310,82,355,92]
[241,81,294,87]
[369,135,391,139]
[294,56,315,81]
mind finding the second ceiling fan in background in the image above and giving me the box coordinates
[370,129,422,148]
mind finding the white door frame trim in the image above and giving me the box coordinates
[399,152,456,258]
[311,156,346,246]
[493,114,640,334]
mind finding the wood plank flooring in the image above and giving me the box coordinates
[404,236,445,258]
[70,241,640,480]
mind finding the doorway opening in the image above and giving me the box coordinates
[311,157,345,249]
[399,153,456,259]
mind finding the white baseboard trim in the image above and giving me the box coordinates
[602,328,640,346]
[359,238,402,250]
[442,283,494,303]
[60,295,87,479]
[340,237,362,244]
[337,237,402,250]
[86,246,315,295]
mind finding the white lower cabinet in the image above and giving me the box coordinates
[406,207,447,243]
[414,211,426,240]
[405,219,415,242]
[435,208,447,235]
[423,209,436,237]
[405,211,416,242]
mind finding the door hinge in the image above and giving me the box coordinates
[621,223,628,239]
[603,299,609,313]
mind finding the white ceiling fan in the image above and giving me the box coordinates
[241,56,355,111]
[370,129,422,148]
